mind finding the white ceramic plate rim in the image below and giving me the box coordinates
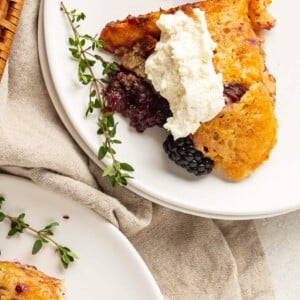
[42,0,300,217]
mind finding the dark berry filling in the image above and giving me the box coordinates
[103,69,172,132]
[15,283,28,294]
[224,84,248,105]
[163,135,214,176]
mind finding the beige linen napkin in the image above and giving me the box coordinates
[0,1,274,299]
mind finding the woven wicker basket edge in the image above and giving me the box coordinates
[0,0,25,81]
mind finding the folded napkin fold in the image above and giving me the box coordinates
[0,0,274,299]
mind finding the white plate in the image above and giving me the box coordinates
[0,174,162,299]
[39,41,294,221]
[42,0,300,218]
[39,6,291,220]
[37,38,296,221]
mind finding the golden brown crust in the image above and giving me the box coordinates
[100,0,275,84]
[0,261,64,300]
[100,3,199,53]
[248,0,276,30]
[193,82,277,180]
[100,0,275,51]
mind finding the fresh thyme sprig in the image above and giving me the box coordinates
[0,196,78,269]
[60,2,134,187]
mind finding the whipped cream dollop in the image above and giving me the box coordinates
[145,9,225,139]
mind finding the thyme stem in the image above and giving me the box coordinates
[60,2,134,186]
[0,196,78,269]
[5,215,59,247]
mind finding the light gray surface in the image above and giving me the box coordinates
[256,210,300,300]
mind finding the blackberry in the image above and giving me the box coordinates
[163,135,214,176]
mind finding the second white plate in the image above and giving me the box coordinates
[0,174,162,299]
